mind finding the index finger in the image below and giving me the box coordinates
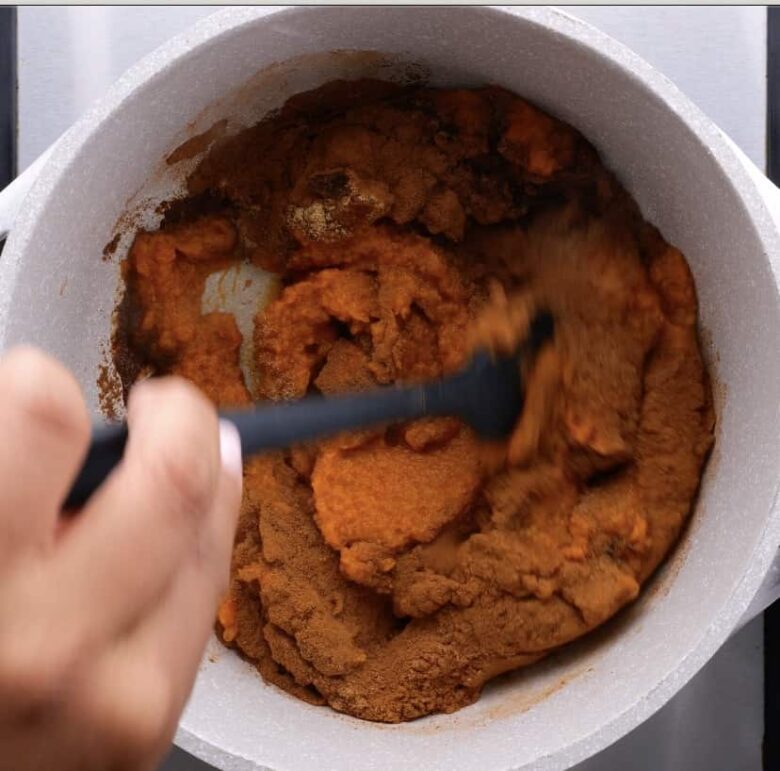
[0,347,90,563]
[46,377,224,647]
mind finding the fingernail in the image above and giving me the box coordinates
[219,419,243,478]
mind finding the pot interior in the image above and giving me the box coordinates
[2,7,778,771]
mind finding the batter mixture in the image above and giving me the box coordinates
[113,81,714,722]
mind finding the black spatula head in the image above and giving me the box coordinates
[424,310,555,439]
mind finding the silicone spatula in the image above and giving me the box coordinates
[63,311,553,510]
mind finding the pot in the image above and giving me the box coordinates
[0,7,778,771]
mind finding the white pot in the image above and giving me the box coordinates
[0,7,778,771]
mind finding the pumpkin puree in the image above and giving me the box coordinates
[114,81,714,722]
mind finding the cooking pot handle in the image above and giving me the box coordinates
[721,134,780,628]
[742,561,780,626]
[0,145,57,242]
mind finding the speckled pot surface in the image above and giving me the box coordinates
[0,7,778,771]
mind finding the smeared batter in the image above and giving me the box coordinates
[114,82,714,722]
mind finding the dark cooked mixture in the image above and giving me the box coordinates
[113,81,714,722]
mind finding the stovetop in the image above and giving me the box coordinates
[1,8,771,771]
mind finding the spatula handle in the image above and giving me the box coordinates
[64,422,129,510]
[63,385,433,510]
[222,386,428,457]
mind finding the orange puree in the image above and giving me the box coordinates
[113,81,714,723]
[313,423,482,589]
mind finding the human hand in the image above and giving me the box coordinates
[0,348,242,771]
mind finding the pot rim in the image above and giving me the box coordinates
[2,6,779,770]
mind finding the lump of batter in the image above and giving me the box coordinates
[113,81,714,723]
[119,215,251,408]
[312,421,482,591]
